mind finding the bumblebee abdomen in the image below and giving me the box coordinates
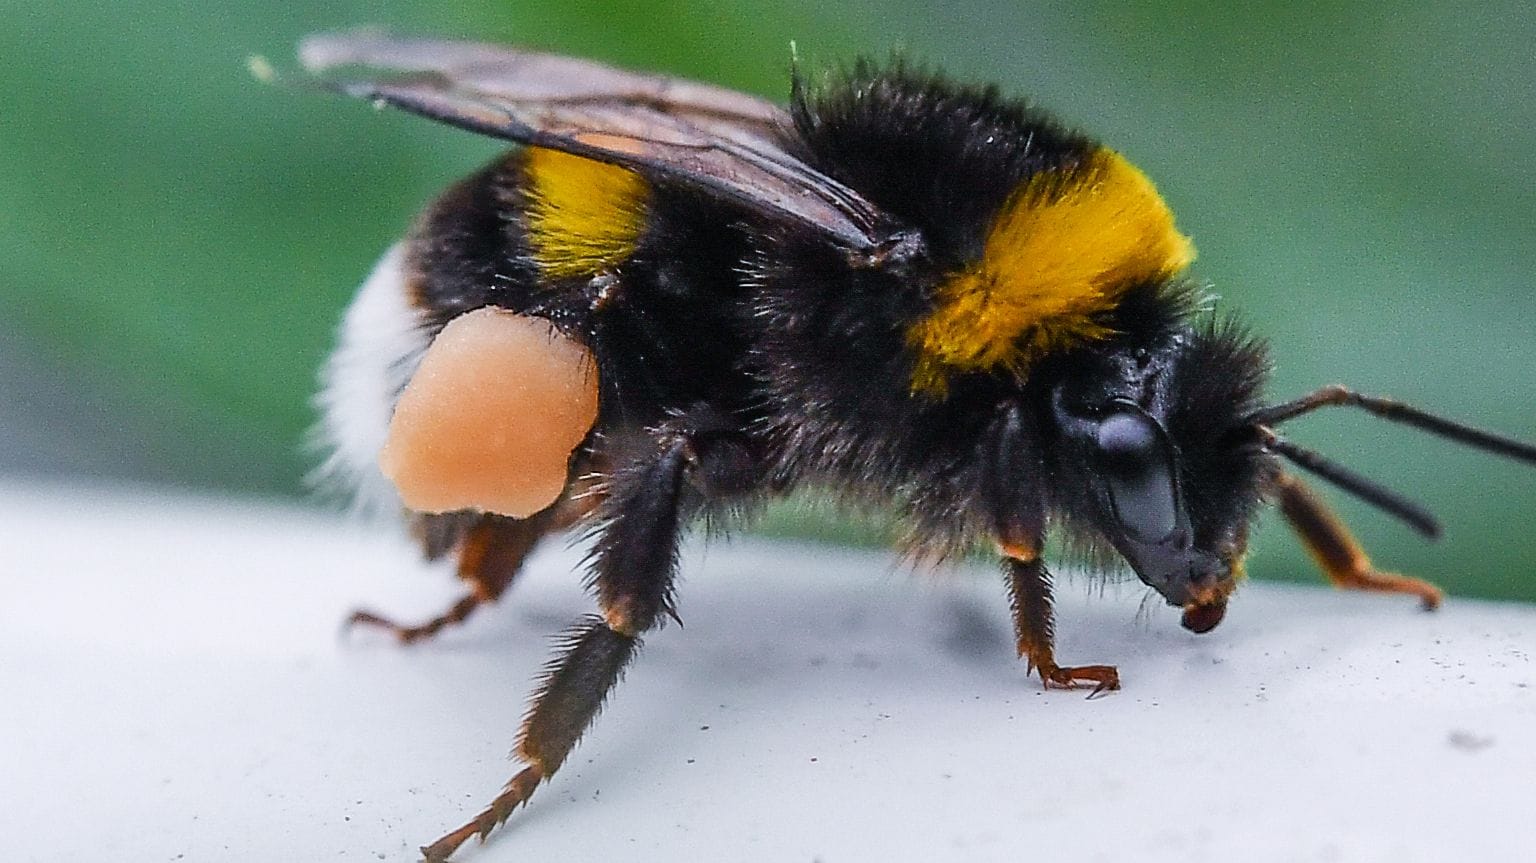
[398,148,758,433]
[522,147,651,280]
[317,147,756,514]
[402,148,652,324]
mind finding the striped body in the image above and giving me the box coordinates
[298,42,1536,860]
[319,94,1196,530]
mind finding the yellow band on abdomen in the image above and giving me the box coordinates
[524,147,650,279]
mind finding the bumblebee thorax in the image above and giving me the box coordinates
[908,149,1194,394]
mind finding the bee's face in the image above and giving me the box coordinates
[1091,408,1226,599]
[1028,323,1271,630]
[1051,398,1230,611]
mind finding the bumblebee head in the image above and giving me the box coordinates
[1018,303,1536,631]
[984,308,1273,631]
[1048,389,1251,629]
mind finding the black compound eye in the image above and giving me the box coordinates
[1095,412,1180,543]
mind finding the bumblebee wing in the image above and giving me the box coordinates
[300,32,891,252]
[300,32,785,135]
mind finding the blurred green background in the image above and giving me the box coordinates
[4,2,1534,599]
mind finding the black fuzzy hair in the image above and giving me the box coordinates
[789,59,1095,266]
[1166,315,1275,545]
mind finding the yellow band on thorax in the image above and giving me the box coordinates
[909,149,1194,393]
[524,148,650,279]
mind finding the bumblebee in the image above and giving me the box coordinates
[296,32,1536,860]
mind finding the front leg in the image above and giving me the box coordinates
[1002,543,1121,695]
[985,405,1118,695]
[1273,471,1443,610]
[419,420,758,862]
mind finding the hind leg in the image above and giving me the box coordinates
[347,477,602,644]
[345,511,550,643]
[1274,471,1443,610]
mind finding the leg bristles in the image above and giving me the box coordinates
[419,765,544,863]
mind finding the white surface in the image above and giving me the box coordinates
[2,483,1533,863]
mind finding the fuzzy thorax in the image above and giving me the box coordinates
[909,149,1194,393]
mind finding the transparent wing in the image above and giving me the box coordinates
[301,31,895,252]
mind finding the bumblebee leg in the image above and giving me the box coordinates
[1274,471,1443,610]
[344,511,552,643]
[420,429,743,862]
[347,480,603,644]
[1002,543,1121,695]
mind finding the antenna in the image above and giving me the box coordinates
[1258,429,1442,539]
[1246,385,1536,464]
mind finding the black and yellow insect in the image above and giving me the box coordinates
[296,32,1536,860]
